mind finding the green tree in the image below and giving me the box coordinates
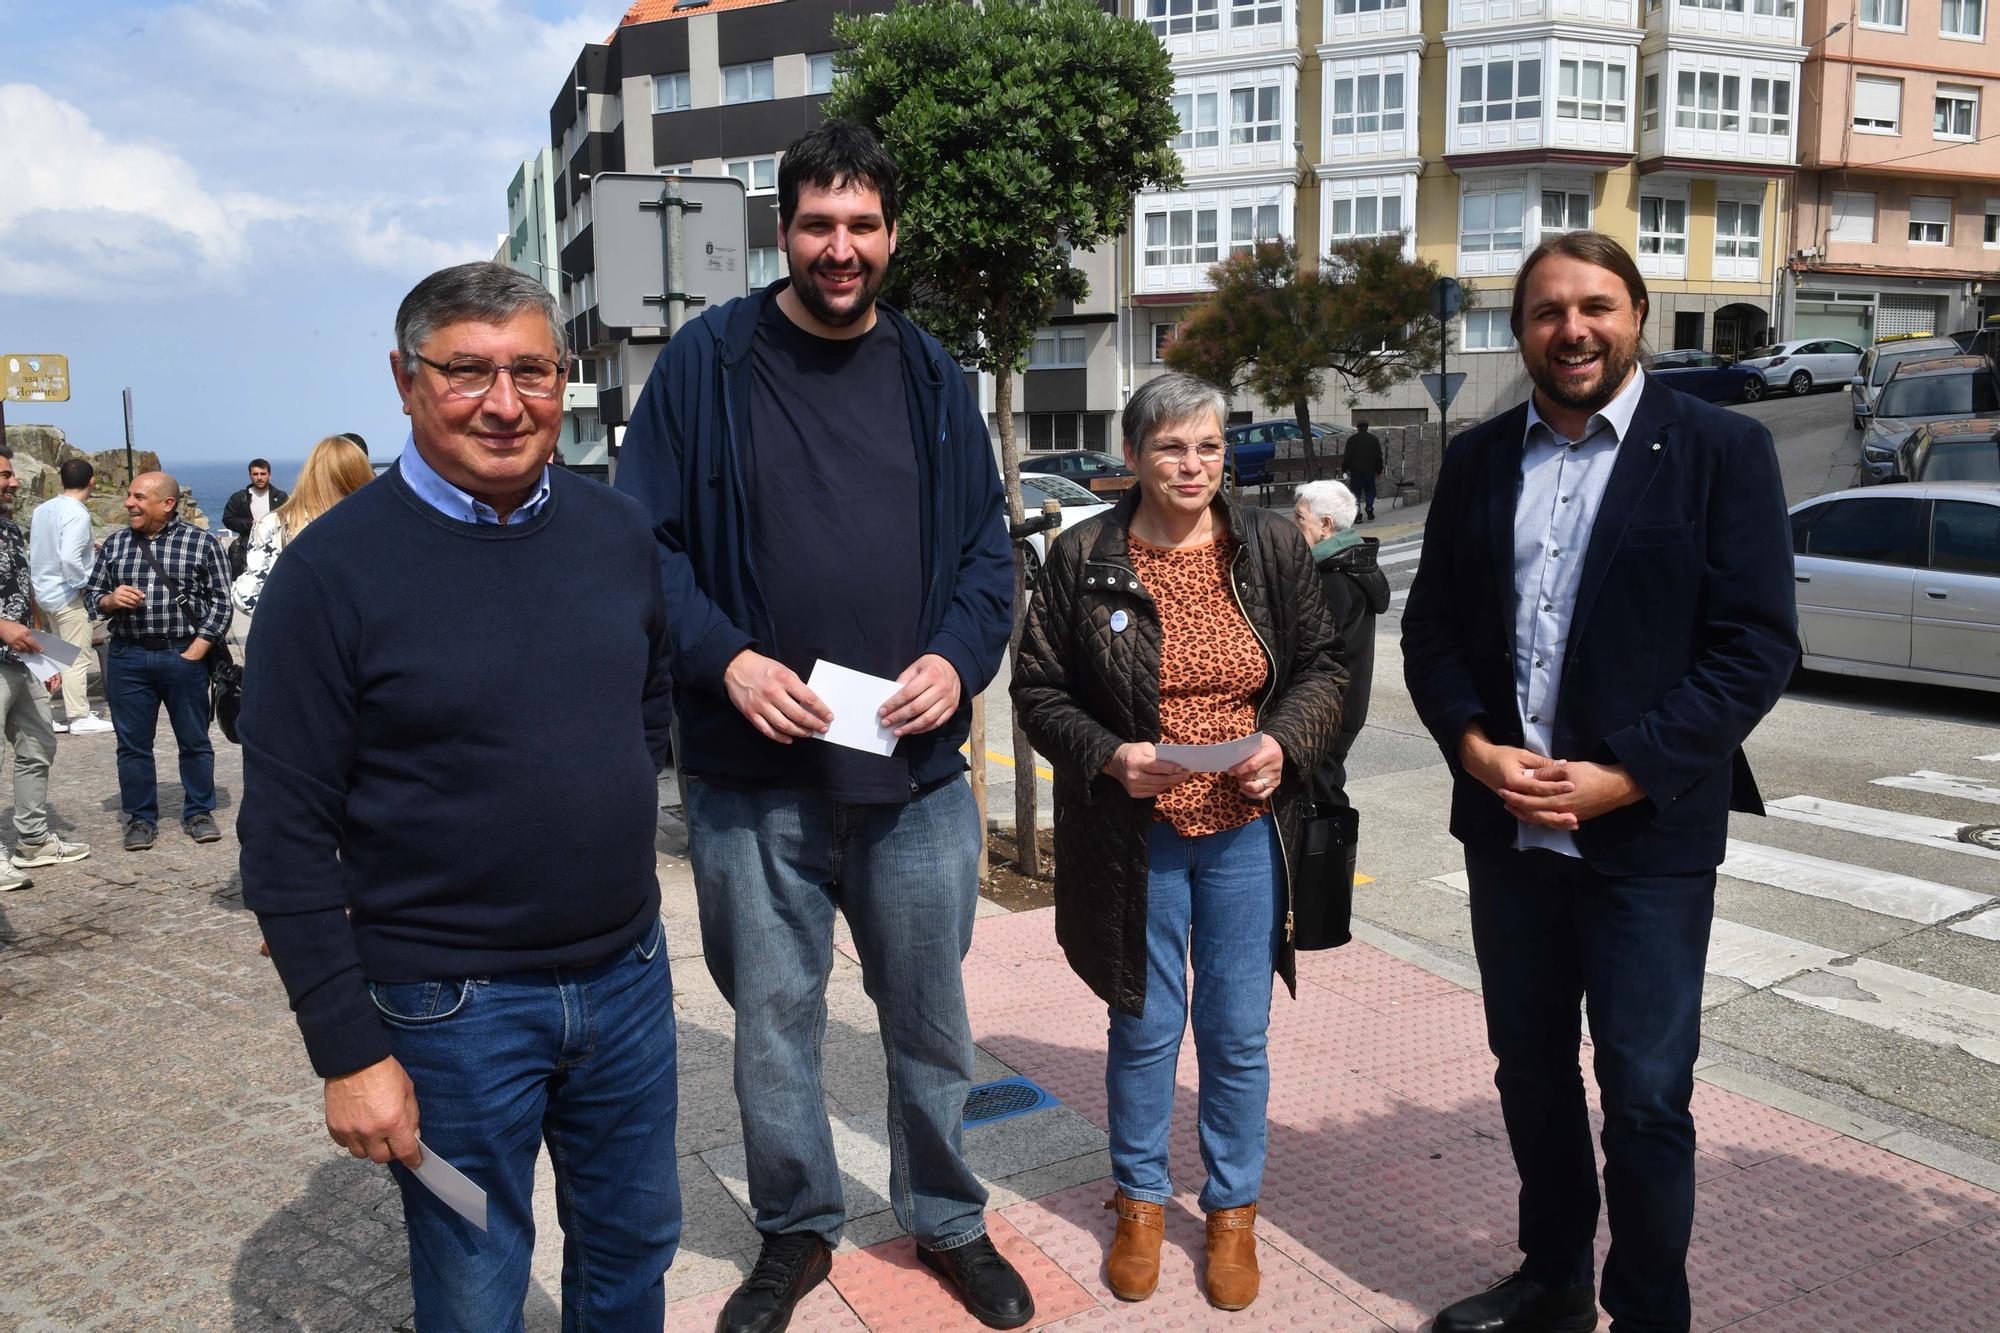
[830,0,1181,875]
[1167,236,1443,476]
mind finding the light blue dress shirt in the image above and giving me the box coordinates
[1511,368,1647,857]
[28,493,94,609]
[398,436,551,525]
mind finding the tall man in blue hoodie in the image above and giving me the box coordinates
[617,123,1024,1333]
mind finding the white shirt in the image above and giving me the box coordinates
[250,488,272,523]
[29,493,94,610]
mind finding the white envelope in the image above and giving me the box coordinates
[805,660,901,757]
[411,1138,488,1231]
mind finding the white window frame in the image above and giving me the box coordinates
[1681,0,1746,10]
[1334,0,1408,10]
[1143,207,1221,267]
[725,155,778,195]
[1829,190,1877,243]
[1715,198,1763,260]
[1908,195,1951,245]
[1329,190,1405,241]
[1462,309,1517,352]
[1934,86,1979,141]
[1749,78,1792,136]
[1460,186,1525,254]
[1540,189,1591,239]
[1638,194,1689,257]
[1331,72,1407,137]
[1028,327,1088,369]
[1859,0,1906,27]
[653,72,691,114]
[1675,71,1742,132]
[1458,54,1543,126]
[1751,0,1796,15]
[1231,0,1282,27]
[1229,203,1282,255]
[1941,0,1986,38]
[1230,84,1282,145]
[1642,73,1660,132]
[722,61,774,105]
[1151,322,1178,363]
[1986,199,2000,248]
[807,54,835,96]
[747,247,782,287]
[1147,0,1220,37]
[1556,60,1627,124]
[659,162,693,177]
[1852,77,1902,134]
[1171,91,1220,150]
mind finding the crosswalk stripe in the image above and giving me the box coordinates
[1975,753,2000,764]
[1707,919,1843,989]
[1871,771,2000,807]
[1387,588,1410,606]
[1721,839,1992,924]
[1377,546,1424,567]
[1766,796,2000,863]
[1953,908,2000,942]
[1775,957,2000,1066]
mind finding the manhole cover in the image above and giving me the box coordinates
[1961,824,2000,851]
[963,1076,1059,1127]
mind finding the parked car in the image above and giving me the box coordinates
[1894,417,2000,484]
[1849,334,1961,431]
[1787,481,2000,694]
[1859,356,2000,483]
[1019,449,1134,494]
[1734,338,1865,401]
[1222,419,1346,488]
[1016,473,1112,582]
[1645,349,1751,403]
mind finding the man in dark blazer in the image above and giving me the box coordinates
[1402,231,1798,1333]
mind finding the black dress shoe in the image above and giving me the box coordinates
[1433,1270,1598,1333]
[916,1233,1035,1329]
[716,1232,833,1333]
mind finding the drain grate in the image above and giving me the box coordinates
[1962,824,2000,852]
[963,1076,1060,1127]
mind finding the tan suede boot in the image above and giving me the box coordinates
[1103,1193,1165,1301]
[1204,1202,1260,1311]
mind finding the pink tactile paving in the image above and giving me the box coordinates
[827,1212,1095,1332]
[968,908,1072,966]
[1686,1079,1845,1169]
[1724,1213,2000,1333]
[664,1276,866,1332]
[1294,943,1467,1013]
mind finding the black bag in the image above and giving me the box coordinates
[1291,799,1358,951]
[134,533,243,743]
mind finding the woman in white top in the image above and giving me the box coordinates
[231,435,373,662]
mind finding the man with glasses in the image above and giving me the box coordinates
[239,262,681,1331]
[617,123,1026,1333]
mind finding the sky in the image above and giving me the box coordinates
[1,0,625,465]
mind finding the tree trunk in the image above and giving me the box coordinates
[969,693,987,878]
[1294,395,1317,480]
[994,366,1041,879]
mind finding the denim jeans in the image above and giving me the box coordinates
[375,918,681,1333]
[104,637,215,825]
[1347,470,1378,514]
[684,776,987,1248]
[1107,816,1282,1213]
[0,660,57,843]
[1466,846,1715,1333]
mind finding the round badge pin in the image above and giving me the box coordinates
[1110,610,1129,633]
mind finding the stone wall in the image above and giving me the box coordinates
[2,423,211,531]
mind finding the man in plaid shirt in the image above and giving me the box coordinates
[85,472,232,851]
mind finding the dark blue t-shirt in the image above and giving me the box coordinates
[745,299,921,802]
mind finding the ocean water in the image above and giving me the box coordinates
[166,460,305,521]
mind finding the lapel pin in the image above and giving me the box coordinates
[1110,609,1129,633]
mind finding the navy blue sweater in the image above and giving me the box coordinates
[239,464,674,1078]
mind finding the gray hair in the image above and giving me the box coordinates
[1121,372,1227,453]
[1295,479,1358,532]
[395,261,568,365]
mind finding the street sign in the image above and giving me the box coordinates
[1432,277,1464,322]
[592,174,750,331]
[2,354,69,402]
[1420,372,1467,408]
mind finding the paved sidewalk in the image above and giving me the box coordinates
[2,734,1996,1330]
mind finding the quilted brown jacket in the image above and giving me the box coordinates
[1012,489,1347,1018]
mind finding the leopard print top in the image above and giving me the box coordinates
[1129,534,1268,838]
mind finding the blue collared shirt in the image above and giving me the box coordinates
[1511,368,1647,856]
[398,435,551,525]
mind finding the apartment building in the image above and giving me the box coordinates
[1788,0,1998,341]
[500,148,610,466]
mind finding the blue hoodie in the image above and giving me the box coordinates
[616,283,1014,790]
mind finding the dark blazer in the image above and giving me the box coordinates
[1401,376,1799,877]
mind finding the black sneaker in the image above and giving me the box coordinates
[917,1233,1034,1329]
[716,1232,832,1333]
[123,818,156,852]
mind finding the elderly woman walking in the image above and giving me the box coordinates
[1293,479,1389,809]
[1013,373,1345,1311]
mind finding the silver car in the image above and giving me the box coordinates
[1848,335,1961,431]
[1789,481,2000,694]
[1858,356,2000,484]
[1736,338,1864,401]
[1017,473,1111,580]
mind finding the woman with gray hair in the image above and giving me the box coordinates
[1013,372,1344,1312]
[1293,479,1389,808]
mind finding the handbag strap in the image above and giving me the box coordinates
[133,531,201,637]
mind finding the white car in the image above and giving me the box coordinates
[1017,472,1112,580]
[1735,338,1864,401]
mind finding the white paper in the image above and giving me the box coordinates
[411,1138,488,1231]
[1155,734,1263,773]
[805,660,900,757]
[17,634,80,685]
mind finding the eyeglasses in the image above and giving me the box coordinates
[1144,438,1226,465]
[411,353,566,399]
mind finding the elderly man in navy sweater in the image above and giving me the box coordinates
[240,263,680,1332]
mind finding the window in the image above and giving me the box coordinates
[1541,190,1590,238]
[1801,497,1923,565]
[807,54,835,96]
[1909,196,1951,244]
[1331,73,1407,137]
[722,62,774,104]
[1935,86,1978,140]
[1461,189,1524,253]
[1675,71,1741,131]
[1334,0,1409,10]
[1230,85,1282,144]
[1751,0,1796,14]
[1557,60,1627,123]
[1750,78,1791,136]
[1171,92,1220,150]
[1859,0,1905,24]
[1330,191,1405,239]
[1643,73,1660,131]
[1230,204,1281,255]
[1232,0,1282,26]
[1986,199,2000,246]
[1683,0,1746,9]
[1147,0,1220,37]
[653,72,691,113]
[1934,501,2000,574]
[1639,195,1688,255]
[725,155,777,194]
[1830,190,1876,242]
[748,247,781,287]
[660,162,693,177]
[1941,0,1985,37]
[1028,328,1088,367]
[1463,309,1516,351]
[1152,323,1177,363]
[1715,199,1763,258]
[1853,77,1901,133]
[1143,207,1220,266]
[1459,56,1542,124]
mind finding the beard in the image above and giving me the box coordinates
[1529,337,1640,419]
[786,252,888,329]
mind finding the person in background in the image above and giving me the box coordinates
[29,457,113,735]
[222,458,288,579]
[231,436,374,659]
[1014,372,1344,1314]
[1292,479,1388,808]
[1342,420,1383,523]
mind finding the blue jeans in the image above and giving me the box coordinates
[1347,470,1378,514]
[104,637,215,825]
[684,776,987,1248]
[1108,817,1282,1213]
[375,918,681,1333]
[1466,847,1715,1333]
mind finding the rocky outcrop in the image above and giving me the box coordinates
[2,423,213,533]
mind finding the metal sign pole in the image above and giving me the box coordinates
[123,387,136,486]
[664,177,686,336]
